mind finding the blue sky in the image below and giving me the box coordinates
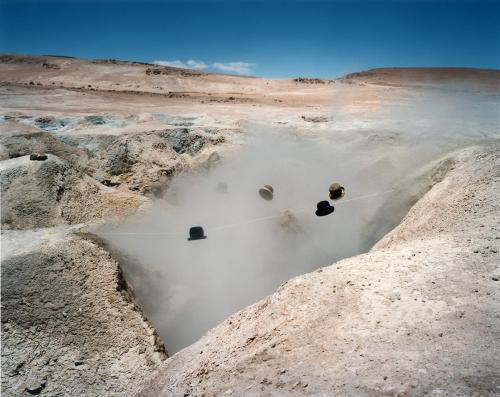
[0,0,498,78]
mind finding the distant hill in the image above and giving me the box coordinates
[341,67,500,88]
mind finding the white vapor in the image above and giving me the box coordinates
[152,59,254,74]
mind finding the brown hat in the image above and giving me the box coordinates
[258,185,274,200]
[329,183,345,200]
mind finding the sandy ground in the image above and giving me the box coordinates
[1,54,499,396]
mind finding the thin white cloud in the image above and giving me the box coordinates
[186,60,209,70]
[152,59,208,70]
[211,62,254,74]
[152,59,255,75]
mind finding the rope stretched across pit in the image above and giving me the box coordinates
[97,188,396,237]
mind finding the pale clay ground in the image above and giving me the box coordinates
[0,55,499,396]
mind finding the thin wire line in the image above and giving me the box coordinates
[97,188,396,237]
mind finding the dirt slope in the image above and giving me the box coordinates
[138,145,500,397]
[1,232,166,396]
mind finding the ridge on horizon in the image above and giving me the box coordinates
[1,52,499,81]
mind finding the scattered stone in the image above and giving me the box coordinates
[29,153,48,161]
[85,115,107,125]
[34,116,69,131]
[293,77,325,84]
[25,381,46,395]
[42,62,60,69]
[301,115,329,123]
[101,179,121,187]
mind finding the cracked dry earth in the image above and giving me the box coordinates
[139,145,500,397]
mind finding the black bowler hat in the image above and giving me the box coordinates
[315,201,335,217]
[188,226,207,241]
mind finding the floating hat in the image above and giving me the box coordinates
[216,182,228,193]
[329,183,345,200]
[315,201,335,217]
[187,226,207,241]
[258,185,274,200]
[278,210,302,233]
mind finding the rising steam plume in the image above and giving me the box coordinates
[98,83,499,353]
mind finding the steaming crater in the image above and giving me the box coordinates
[98,86,499,354]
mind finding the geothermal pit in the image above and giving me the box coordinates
[98,86,499,354]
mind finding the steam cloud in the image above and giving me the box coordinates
[98,83,498,354]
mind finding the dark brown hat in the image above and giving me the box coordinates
[329,183,345,200]
[258,185,274,200]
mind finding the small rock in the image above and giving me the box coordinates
[44,302,57,310]
[26,381,46,395]
[101,179,120,187]
[301,115,329,123]
[30,153,48,161]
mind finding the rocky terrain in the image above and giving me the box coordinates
[1,54,499,396]
[2,231,166,396]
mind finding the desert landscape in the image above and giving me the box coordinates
[1,53,499,396]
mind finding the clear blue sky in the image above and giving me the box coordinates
[0,0,498,78]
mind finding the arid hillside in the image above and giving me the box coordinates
[342,67,500,89]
